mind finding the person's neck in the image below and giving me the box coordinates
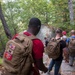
[27,29,34,35]
[55,34,61,39]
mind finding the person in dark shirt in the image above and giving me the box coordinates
[44,37,49,47]
[47,28,66,75]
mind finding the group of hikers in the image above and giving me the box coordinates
[0,17,75,75]
[44,26,75,75]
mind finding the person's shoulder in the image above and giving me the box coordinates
[33,38,43,43]
[33,39,44,49]
[71,36,75,38]
[67,36,75,40]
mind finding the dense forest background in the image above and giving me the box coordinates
[0,0,75,54]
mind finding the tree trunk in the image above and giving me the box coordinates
[0,3,12,39]
[0,34,5,52]
[68,0,74,25]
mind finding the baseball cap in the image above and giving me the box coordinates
[62,31,66,35]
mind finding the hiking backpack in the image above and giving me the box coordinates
[46,38,61,59]
[68,38,75,56]
[3,33,36,75]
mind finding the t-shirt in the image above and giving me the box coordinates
[66,36,75,44]
[23,32,44,59]
[12,32,44,75]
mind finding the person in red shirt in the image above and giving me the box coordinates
[13,17,48,75]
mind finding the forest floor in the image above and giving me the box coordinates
[40,53,75,75]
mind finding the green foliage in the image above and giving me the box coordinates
[0,0,75,52]
[0,58,3,64]
[0,20,8,52]
[2,0,71,30]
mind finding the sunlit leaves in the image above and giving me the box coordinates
[0,0,75,52]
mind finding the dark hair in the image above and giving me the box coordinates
[56,28,62,33]
[28,17,41,27]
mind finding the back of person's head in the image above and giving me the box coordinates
[70,30,75,35]
[28,17,41,35]
[28,17,41,28]
[55,28,62,37]
[56,28,62,34]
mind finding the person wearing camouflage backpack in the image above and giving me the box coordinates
[66,30,75,67]
[2,18,48,75]
[46,28,66,75]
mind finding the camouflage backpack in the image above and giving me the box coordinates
[68,38,75,56]
[3,33,37,75]
[46,38,61,59]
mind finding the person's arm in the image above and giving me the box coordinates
[35,58,48,73]
[32,39,48,73]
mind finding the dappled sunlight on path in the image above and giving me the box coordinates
[40,53,75,75]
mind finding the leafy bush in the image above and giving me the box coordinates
[0,58,3,64]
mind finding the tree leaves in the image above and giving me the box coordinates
[0,0,75,52]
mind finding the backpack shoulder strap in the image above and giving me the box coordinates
[51,37,61,43]
[15,32,38,75]
[15,32,37,42]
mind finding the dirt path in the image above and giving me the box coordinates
[40,53,75,75]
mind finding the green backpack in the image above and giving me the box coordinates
[3,33,36,75]
[46,38,61,59]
